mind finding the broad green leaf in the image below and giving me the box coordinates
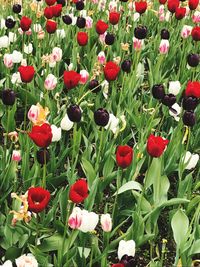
[78,247,91,258]
[81,158,96,188]
[171,210,189,248]
[145,158,161,189]
[114,181,142,196]
[189,240,200,255]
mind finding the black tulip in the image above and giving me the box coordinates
[2,89,16,106]
[134,26,147,39]
[120,255,135,267]
[67,104,82,122]
[76,17,86,28]
[62,15,72,25]
[161,29,170,39]
[88,79,101,93]
[57,0,66,6]
[187,53,200,67]
[12,4,21,13]
[37,149,50,165]
[161,94,176,107]
[182,97,198,111]
[120,0,128,2]
[94,108,109,127]
[76,0,84,10]
[5,18,16,29]
[105,33,115,45]
[152,84,165,100]
[183,111,196,127]
[121,60,132,73]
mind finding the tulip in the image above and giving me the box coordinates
[46,20,57,34]
[161,29,170,39]
[187,54,199,67]
[78,210,99,233]
[88,79,102,93]
[152,84,165,100]
[0,36,9,49]
[44,74,57,90]
[68,207,83,229]
[189,0,199,10]
[182,97,198,111]
[97,51,106,65]
[191,26,200,41]
[168,81,181,96]
[5,17,16,29]
[101,214,112,232]
[28,123,52,148]
[104,61,120,81]
[135,1,147,14]
[134,26,147,39]
[62,15,72,25]
[12,4,21,13]
[76,17,86,28]
[192,11,200,23]
[12,150,21,162]
[60,114,74,131]
[169,103,181,121]
[12,50,23,63]
[117,240,136,260]
[86,16,93,29]
[28,187,50,213]
[67,104,82,123]
[76,0,84,10]
[133,37,144,51]
[183,111,196,127]
[36,149,50,165]
[161,94,176,107]
[185,81,200,98]
[105,113,119,134]
[20,16,32,32]
[159,39,169,54]
[2,89,15,106]
[24,43,33,54]
[147,134,169,157]
[69,179,88,204]
[96,20,109,34]
[184,151,199,170]
[105,32,115,45]
[181,25,192,39]
[116,145,133,168]
[28,103,49,125]
[3,54,13,68]
[80,70,89,84]
[109,12,120,25]
[52,47,62,62]
[11,72,22,85]
[94,108,110,126]
[51,125,61,142]
[18,65,35,83]
[15,254,38,267]
[121,59,132,73]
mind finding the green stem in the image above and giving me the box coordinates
[42,149,47,188]
[95,127,104,172]
[23,84,28,131]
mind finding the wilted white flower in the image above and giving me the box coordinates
[60,114,74,131]
[12,50,23,63]
[24,43,33,54]
[100,214,112,232]
[184,151,199,170]
[51,125,61,142]
[118,240,136,260]
[102,80,109,99]
[168,81,181,96]
[15,253,38,267]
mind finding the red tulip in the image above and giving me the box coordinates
[185,81,200,98]
[52,4,62,17]
[116,145,133,169]
[147,134,169,158]
[109,12,120,25]
[29,123,52,148]
[96,20,108,34]
[191,26,200,41]
[189,0,199,10]
[104,61,120,81]
[69,179,88,203]
[159,0,167,4]
[28,187,51,213]
[20,16,32,32]
[63,70,81,90]
[44,7,54,19]
[167,0,179,13]
[18,65,35,83]
[135,1,147,14]
[46,20,57,34]
[45,0,56,6]
[77,32,88,46]
[111,265,124,267]
[175,7,186,20]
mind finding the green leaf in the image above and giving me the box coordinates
[171,210,189,248]
[189,240,200,255]
[5,247,21,261]
[81,158,96,188]
[78,247,91,259]
[114,181,142,196]
[145,158,161,189]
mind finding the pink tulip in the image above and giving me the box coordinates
[159,39,169,54]
[4,54,13,68]
[97,51,106,64]
[80,70,89,84]
[101,214,112,232]
[133,37,144,51]
[12,150,21,162]
[68,207,83,229]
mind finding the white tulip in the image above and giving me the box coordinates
[60,114,74,131]
[0,260,12,267]
[44,74,57,90]
[51,125,62,142]
[33,24,42,33]
[0,36,9,49]
[11,72,22,85]
[169,103,181,122]
[0,18,6,29]
[56,29,66,39]
[8,32,17,43]
[78,210,99,233]
[184,151,199,170]
[168,81,181,96]
[15,254,38,267]
[100,214,112,232]
[24,43,33,54]
[117,240,136,260]
[52,47,62,62]
[12,50,23,63]
[105,113,119,134]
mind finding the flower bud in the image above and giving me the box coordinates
[88,79,101,93]
[134,26,147,39]
[76,17,86,28]
[182,111,196,127]
[67,104,82,122]
[105,33,115,45]
[101,214,112,232]
[76,0,84,10]
[161,29,170,39]
[36,149,50,165]
[187,53,200,67]
[12,150,21,162]
[94,108,109,126]
[62,15,72,25]
[161,94,176,107]
[121,60,132,73]
[5,18,16,29]
[2,89,16,106]
[152,84,165,99]
[12,4,21,13]
[182,97,198,111]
